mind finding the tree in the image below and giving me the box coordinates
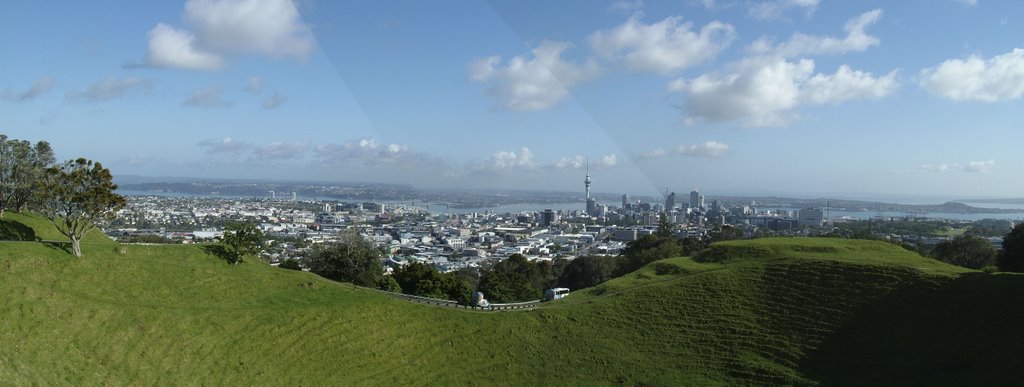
[679,237,707,256]
[307,230,383,287]
[0,135,18,217]
[391,262,472,303]
[656,213,674,238]
[931,234,997,269]
[15,140,54,212]
[375,275,401,292]
[38,158,126,257]
[997,224,1024,272]
[558,255,619,290]
[477,254,553,303]
[221,222,264,265]
[0,137,54,217]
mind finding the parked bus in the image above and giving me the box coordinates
[544,287,570,301]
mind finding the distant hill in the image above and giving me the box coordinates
[1,218,1023,384]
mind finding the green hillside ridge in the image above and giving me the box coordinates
[2,218,1023,385]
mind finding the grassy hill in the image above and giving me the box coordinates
[2,218,1023,385]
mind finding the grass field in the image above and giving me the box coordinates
[2,218,1023,385]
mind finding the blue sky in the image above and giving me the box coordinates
[1,0,1022,199]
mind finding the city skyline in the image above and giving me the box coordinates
[2,0,1023,198]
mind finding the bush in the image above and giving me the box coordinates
[278,259,302,271]
[653,262,683,276]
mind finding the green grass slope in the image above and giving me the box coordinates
[0,212,112,244]
[2,220,1023,385]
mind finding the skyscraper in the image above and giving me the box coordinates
[690,189,700,210]
[622,194,630,209]
[665,192,675,213]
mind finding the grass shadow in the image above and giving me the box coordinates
[41,241,72,254]
[201,244,236,265]
[0,218,38,241]
[798,271,1024,385]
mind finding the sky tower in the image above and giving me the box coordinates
[584,162,591,200]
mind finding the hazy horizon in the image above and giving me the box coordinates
[3,0,1022,197]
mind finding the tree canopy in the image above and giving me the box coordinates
[0,136,54,217]
[931,234,997,269]
[221,222,264,265]
[392,262,472,304]
[307,230,384,287]
[38,158,125,257]
[558,255,619,291]
[477,254,558,303]
[997,224,1024,273]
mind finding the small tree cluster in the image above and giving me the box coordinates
[931,234,997,269]
[0,135,55,217]
[307,230,385,287]
[477,254,558,303]
[392,262,472,304]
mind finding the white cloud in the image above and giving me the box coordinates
[600,154,618,168]
[145,24,224,71]
[749,9,883,58]
[920,160,995,173]
[198,137,250,153]
[1,77,55,102]
[469,41,600,111]
[253,142,308,160]
[551,154,617,169]
[552,155,586,170]
[184,0,313,57]
[470,148,618,174]
[244,77,262,93]
[920,48,1024,102]
[262,92,287,110]
[314,138,442,168]
[469,147,537,172]
[588,14,735,74]
[674,57,897,126]
[182,86,232,107]
[965,159,996,172]
[748,0,819,20]
[954,0,977,6]
[641,141,730,159]
[66,76,149,102]
[802,65,898,104]
[676,141,730,157]
[142,0,313,71]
